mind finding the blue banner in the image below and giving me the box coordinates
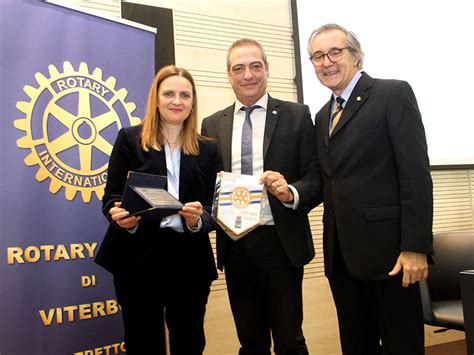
[0,1,154,353]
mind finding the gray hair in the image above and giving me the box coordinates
[307,23,364,69]
[226,38,268,71]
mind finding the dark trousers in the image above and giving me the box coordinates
[328,234,424,355]
[224,226,309,355]
[114,271,211,355]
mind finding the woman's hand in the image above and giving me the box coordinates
[179,201,203,228]
[109,201,141,229]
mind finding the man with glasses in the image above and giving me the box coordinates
[202,38,321,355]
[307,24,433,354]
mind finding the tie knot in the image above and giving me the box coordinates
[241,105,260,114]
[335,96,344,107]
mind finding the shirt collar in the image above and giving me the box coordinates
[333,70,362,105]
[234,93,268,115]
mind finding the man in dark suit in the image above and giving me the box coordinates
[201,39,321,355]
[307,24,433,354]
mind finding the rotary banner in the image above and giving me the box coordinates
[212,172,268,240]
[0,1,154,353]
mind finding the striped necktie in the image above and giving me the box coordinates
[329,96,345,137]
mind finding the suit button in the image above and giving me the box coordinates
[326,148,329,153]
[329,209,334,214]
[332,180,336,185]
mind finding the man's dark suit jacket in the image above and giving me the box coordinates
[315,72,433,281]
[95,125,219,283]
[201,95,322,270]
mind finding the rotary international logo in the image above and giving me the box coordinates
[14,61,141,202]
[231,187,251,209]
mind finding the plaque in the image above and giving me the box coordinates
[212,172,267,240]
[121,171,183,220]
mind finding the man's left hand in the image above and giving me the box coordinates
[260,170,293,203]
[388,251,428,287]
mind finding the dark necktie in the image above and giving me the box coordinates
[329,96,345,137]
[241,105,259,175]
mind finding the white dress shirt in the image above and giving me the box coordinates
[230,93,299,225]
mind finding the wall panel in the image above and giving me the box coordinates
[172,9,298,118]
[69,0,120,16]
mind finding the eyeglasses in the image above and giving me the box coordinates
[310,47,348,67]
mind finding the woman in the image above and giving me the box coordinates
[95,65,220,354]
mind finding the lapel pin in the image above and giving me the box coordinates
[272,110,277,115]
[357,96,361,101]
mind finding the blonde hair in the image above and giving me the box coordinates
[140,65,206,155]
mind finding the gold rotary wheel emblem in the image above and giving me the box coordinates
[231,187,251,209]
[14,61,141,202]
